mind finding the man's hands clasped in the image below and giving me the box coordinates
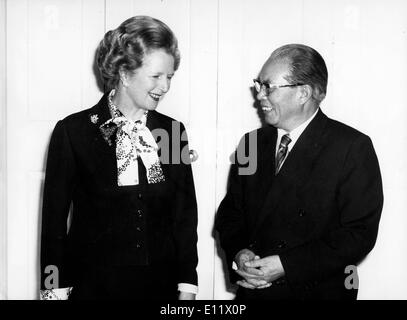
[234,249,285,290]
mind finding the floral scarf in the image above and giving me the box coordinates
[100,90,165,186]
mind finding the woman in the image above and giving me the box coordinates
[40,16,198,300]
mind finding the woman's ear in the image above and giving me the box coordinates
[119,69,128,87]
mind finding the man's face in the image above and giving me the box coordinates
[257,59,303,131]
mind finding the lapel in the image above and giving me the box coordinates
[246,126,277,231]
[145,110,162,132]
[250,109,328,238]
[84,93,119,187]
[145,111,171,177]
[89,93,117,155]
[255,126,278,206]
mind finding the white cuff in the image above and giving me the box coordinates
[40,287,73,300]
[177,283,198,295]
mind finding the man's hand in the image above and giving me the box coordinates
[178,291,196,300]
[234,249,269,289]
[243,255,285,283]
[235,249,260,271]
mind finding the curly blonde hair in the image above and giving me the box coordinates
[96,16,180,91]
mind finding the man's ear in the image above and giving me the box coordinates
[298,84,313,104]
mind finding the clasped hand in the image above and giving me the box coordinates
[234,249,285,290]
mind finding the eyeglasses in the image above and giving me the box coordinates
[253,79,305,95]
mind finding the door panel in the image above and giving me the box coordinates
[105,0,192,125]
[6,0,104,299]
[0,0,6,301]
[214,0,305,300]
[105,0,219,299]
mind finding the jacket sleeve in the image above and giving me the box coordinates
[215,134,251,280]
[279,134,383,288]
[172,123,198,286]
[40,120,77,290]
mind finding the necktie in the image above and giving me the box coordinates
[275,134,291,174]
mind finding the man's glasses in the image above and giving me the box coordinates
[253,79,304,95]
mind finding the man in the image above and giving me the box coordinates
[215,44,383,300]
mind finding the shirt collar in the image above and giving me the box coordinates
[277,108,319,152]
[107,89,124,119]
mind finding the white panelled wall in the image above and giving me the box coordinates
[6,0,105,299]
[2,0,407,299]
[0,0,7,301]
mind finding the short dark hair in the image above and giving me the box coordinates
[96,16,180,91]
[270,44,328,102]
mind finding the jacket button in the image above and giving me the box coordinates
[274,278,286,286]
[277,240,287,249]
[138,193,142,199]
[299,209,306,217]
[137,209,143,218]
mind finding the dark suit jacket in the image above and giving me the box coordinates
[40,94,198,294]
[215,109,383,300]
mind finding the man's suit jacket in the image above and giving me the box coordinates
[216,109,383,299]
[40,94,198,292]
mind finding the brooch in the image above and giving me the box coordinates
[90,114,99,124]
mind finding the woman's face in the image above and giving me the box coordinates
[122,49,175,111]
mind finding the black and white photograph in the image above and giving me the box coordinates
[0,0,406,304]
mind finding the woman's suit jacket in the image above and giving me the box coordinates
[40,93,198,293]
